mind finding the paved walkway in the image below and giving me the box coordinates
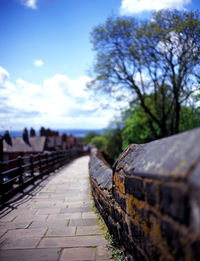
[0,156,112,261]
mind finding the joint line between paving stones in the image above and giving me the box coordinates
[57,247,64,261]
[75,226,78,236]
[0,230,9,240]
[35,228,49,248]
[25,221,34,229]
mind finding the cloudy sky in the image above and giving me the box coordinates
[0,0,199,131]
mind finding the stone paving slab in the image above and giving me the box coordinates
[13,214,48,222]
[28,219,69,229]
[60,206,92,214]
[0,229,8,238]
[69,218,98,227]
[36,208,61,215]
[0,220,32,230]
[46,226,76,237]
[1,228,47,239]
[46,213,82,221]
[0,236,42,249]
[60,247,96,261]
[76,225,102,236]
[0,156,113,260]
[0,248,61,261]
[82,212,97,219]
[37,235,107,248]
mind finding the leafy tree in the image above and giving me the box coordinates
[88,10,200,138]
[90,135,107,152]
[105,128,123,164]
[103,120,123,163]
[179,105,200,132]
[122,101,200,149]
[122,105,157,149]
[83,131,99,145]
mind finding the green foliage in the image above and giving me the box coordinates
[122,106,156,149]
[83,131,99,145]
[105,127,123,162]
[88,102,200,163]
[90,245,98,248]
[122,103,200,150]
[106,232,127,261]
[90,135,107,151]
[89,9,200,138]
[93,203,127,261]
[179,106,200,132]
[94,119,124,164]
[84,121,123,164]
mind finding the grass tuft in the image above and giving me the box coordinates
[92,203,127,260]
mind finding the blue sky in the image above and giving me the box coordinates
[0,0,200,131]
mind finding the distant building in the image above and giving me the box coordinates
[30,128,36,137]
[1,128,82,162]
[40,127,59,137]
[67,134,82,150]
[39,127,82,151]
[3,129,47,161]
[46,136,63,151]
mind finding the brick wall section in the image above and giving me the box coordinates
[89,128,200,261]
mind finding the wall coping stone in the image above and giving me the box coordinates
[89,154,112,191]
[115,127,200,181]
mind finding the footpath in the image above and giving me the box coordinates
[0,156,113,261]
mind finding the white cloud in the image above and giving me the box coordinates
[0,66,116,130]
[120,0,191,15]
[34,59,44,67]
[21,0,38,9]
[0,67,10,87]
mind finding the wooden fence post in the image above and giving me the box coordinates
[18,156,24,193]
[59,151,62,168]
[53,152,56,172]
[38,154,43,176]
[0,162,5,207]
[30,154,34,178]
[45,153,49,174]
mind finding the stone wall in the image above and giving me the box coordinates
[89,128,200,261]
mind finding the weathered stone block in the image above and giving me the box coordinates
[126,240,147,261]
[191,240,200,261]
[98,194,110,216]
[129,219,145,248]
[126,194,147,225]
[159,184,189,225]
[190,193,200,234]
[114,172,125,194]
[89,155,112,191]
[111,205,121,223]
[106,216,119,241]
[125,128,200,179]
[125,176,144,200]
[189,162,200,189]
[145,180,158,207]
[160,219,185,260]
[113,144,139,172]
[113,188,126,212]
[133,200,146,223]
[118,212,128,236]
[144,211,168,261]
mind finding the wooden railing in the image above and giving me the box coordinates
[0,148,83,208]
